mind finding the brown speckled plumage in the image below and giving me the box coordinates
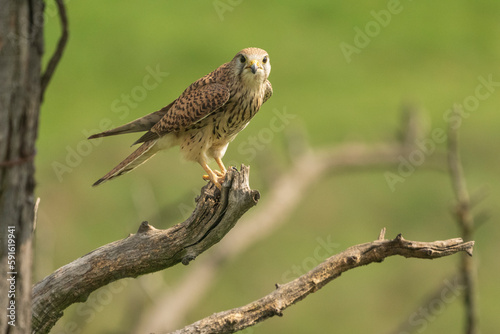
[89,47,272,188]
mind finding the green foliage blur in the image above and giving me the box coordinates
[37,1,499,333]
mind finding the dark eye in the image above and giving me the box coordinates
[262,56,268,64]
[239,55,246,63]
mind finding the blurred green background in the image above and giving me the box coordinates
[37,1,499,333]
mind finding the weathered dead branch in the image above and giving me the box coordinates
[169,230,473,334]
[31,166,259,334]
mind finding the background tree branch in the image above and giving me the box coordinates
[169,230,474,334]
[447,112,479,334]
[40,0,68,102]
[390,110,483,334]
[31,166,259,334]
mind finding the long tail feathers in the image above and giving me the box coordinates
[92,140,159,186]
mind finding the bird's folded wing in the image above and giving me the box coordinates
[133,83,230,144]
[263,80,273,104]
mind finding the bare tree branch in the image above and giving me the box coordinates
[447,115,479,334]
[448,119,474,237]
[31,166,259,334]
[40,0,68,102]
[169,231,474,334]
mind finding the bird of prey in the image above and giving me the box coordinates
[89,47,272,189]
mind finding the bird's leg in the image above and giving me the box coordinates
[212,170,224,177]
[214,157,227,176]
[200,162,223,189]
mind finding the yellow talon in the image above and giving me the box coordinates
[200,162,226,190]
[201,174,224,189]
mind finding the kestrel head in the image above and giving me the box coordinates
[231,47,271,85]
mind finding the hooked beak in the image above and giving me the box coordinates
[248,59,260,74]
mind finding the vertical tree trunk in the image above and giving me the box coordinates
[0,0,44,333]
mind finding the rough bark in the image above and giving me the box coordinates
[0,0,44,333]
[31,166,259,334]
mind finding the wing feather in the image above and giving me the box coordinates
[133,83,230,145]
[263,80,273,104]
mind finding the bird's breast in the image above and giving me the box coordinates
[213,86,265,138]
[178,84,266,162]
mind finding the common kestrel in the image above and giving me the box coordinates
[89,47,272,189]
